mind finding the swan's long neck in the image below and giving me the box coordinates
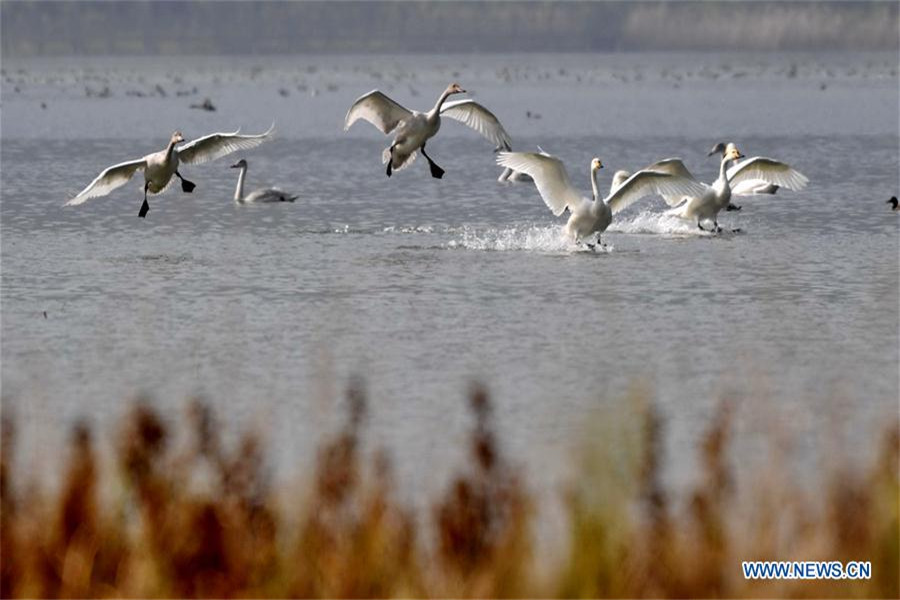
[714,156,733,208]
[431,89,453,115]
[718,156,731,183]
[165,139,178,163]
[590,167,601,203]
[233,166,247,202]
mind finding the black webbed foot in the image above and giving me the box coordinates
[428,160,445,179]
[138,198,150,218]
[421,144,444,179]
[175,171,196,193]
[726,203,742,212]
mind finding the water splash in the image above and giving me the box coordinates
[609,210,711,237]
[447,224,610,253]
[382,225,435,234]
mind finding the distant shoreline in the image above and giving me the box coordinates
[2,1,898,58]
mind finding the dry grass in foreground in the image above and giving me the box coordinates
[1,383,897,598]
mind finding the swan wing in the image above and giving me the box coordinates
[644,157,697,181]
[177,124,275,165]
[498,167,532,183]
[343,90,412,134]
[726,157,808,191]
[496,151,583,217]
[496,141,530,183]
[608,170,632,195]
[730,178,779,196]
[606,170,707,215]
[440,99,512,150]
[640,158,699,206]
[66,158,147,205]
[497,167,515,183]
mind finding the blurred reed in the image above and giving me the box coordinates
[1,382,896,598]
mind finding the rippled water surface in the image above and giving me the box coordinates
[2,53,898,502]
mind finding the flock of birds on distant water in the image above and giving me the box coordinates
[68,81,892,245]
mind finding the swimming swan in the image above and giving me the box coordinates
[230,159,297,203]
[497,150,706,247]
[344,83,511,179]
[67,125,275,217]
[632,144,808,232]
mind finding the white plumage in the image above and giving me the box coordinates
[177,125,275,165]
[726,156,809,192]
[344,83,511,179]
[67,125,274,217]
[648,143,808,231]
[496,141,532,184]
[498,150,706,246]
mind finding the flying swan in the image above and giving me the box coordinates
[230,159,297,203]
[66,125,275,217]
[621,143,808,232]
[496,150,706,247]
[344,83,511,179]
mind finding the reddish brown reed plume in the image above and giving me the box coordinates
[0,385,897,599]
[292,377,419,598]
[433,383,531,597]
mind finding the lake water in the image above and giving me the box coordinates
[1,53,897,511]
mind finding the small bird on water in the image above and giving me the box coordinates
[888,196,898,211]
